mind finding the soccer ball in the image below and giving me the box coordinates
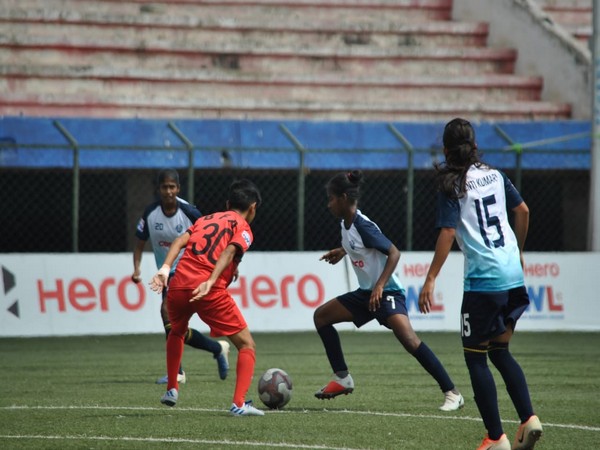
[257,368,293,409]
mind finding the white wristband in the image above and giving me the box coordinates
[158,264,170,279]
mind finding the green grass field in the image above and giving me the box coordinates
[1,331,599,449]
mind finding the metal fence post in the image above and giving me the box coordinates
[494,125,522,191]
[279,124,306,251]
[387,124,414,251]
[168,122,195,203]
[53,120,80,253]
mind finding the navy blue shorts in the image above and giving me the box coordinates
[460,285,530,347]
[337,289,407,329]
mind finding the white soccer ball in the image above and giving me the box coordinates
[257,368,293,409]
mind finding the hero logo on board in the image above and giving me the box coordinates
[229,274,325,309]
[37,277,146,313]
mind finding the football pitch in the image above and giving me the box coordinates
[1,331,598,449]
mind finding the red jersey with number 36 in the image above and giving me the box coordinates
[168,211,253,291]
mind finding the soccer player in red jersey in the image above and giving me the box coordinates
[150,179,264,416]
[132,168,229,385]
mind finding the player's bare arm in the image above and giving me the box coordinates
[320,247,346,265]
[131,239,146,283]
[190,244,238,302]
[419,227,455,314]
[369,244,400,312]
[512,201,530,267]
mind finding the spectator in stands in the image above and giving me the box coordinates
[313,170,464,412]
[418,118,542,450]
[149,179,264,416]
[132,168,229,385]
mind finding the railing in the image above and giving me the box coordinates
[0,120,592,253]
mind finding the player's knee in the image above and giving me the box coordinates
[230,328,256,351]
[235,338,256,352]
[396,332,421,354]
[313,305,327,328]
[169,323,187,338]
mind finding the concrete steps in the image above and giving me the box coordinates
[0,65,544,103]
[0,0,572,120]
[0,37,517,76]
[2,0,454,25]
[1,13,490,49]
[0,92,572,121]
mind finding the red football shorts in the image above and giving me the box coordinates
[166,288,248,338]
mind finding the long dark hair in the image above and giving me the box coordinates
[326,170,364,202]
[434,118,482,199]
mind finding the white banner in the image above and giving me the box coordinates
[0,252,598,337]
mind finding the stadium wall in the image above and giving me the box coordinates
[1,252,598,337]
[452,0,591,119]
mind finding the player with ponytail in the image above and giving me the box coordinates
[313,170,464,412]
[419,118,542,450]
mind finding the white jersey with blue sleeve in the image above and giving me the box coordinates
[135,197,201,274]
[340,210,405,293]
[436,164,524,292]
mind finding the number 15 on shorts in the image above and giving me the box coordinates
[461,313,471,337]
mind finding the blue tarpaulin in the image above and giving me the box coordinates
[0,117,591,170]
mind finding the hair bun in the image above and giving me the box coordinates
[347,170,363,184]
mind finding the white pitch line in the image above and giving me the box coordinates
[0,434,363,450]
[2,405,600,433]
[334,409,600,432]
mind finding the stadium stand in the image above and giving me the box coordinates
[0,0,577,120]
[537,0,592,44]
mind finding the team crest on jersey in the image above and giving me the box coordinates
[136,218,145,233]
[349,239,356,250]
[176,224,184,233]
[242,230,252,247]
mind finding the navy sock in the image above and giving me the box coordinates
[464,347,503,440]
[185,328,222,356]
[413,342,454,393]
[317,325,348,374]
[488,342,534,423]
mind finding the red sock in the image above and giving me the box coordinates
[166,332,185,391]
[233,348,256,407]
